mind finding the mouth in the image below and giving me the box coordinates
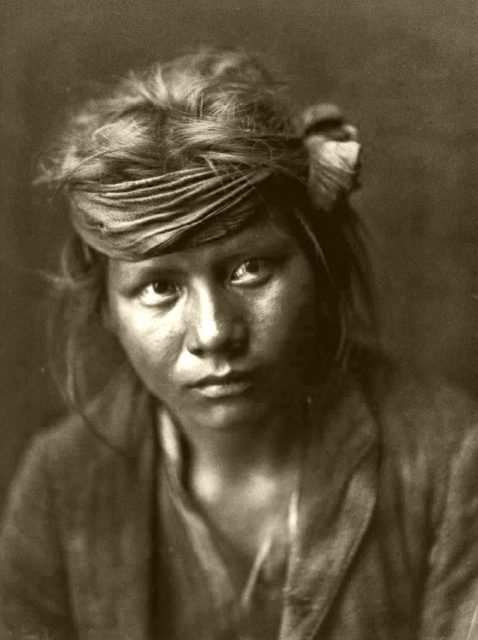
[189,371,255,399]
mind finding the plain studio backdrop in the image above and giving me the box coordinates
[0,0,477,507]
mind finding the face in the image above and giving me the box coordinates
[106,211,318,433]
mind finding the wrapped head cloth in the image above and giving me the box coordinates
[67,104,361,261]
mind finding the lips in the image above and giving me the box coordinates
[189,371,255,399]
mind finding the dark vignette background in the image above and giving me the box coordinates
[1,0,477,507]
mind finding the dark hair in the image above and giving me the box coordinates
[38,48,376,410]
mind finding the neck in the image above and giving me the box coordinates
[160,398,307,485]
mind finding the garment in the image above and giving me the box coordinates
[156,407,292,640]
[2,362,478,640]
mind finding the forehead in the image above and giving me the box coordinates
[108,209,303,280]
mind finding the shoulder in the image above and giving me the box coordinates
[350,353,478,526]
[345,356,478,636]
[2,413,117,523]
[2,398,155,561]
[15,371,156,492]
[4,381,154,522]
[352,351,478,454]
[20,411,122,482]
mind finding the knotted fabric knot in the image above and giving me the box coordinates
[299,103,362,212]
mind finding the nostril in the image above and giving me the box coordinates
[186,321,247,356]
[186,314,248,357]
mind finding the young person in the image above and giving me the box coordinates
[2,48,478,640]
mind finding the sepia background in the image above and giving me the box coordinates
[1,0,477,507]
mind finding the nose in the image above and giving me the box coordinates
[184,282,247,357]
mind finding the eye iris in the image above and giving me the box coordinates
[245,259,260,274]
[152,281,172,295]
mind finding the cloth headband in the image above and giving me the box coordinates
[70,166,270,259]
[68,104,361,260]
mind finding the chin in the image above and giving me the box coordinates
[193,397,272,431]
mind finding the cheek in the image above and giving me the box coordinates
[111,302,181,389]
[255,265,317,359]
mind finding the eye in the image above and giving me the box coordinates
[230,258,273,286]
[138,280,181,307]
